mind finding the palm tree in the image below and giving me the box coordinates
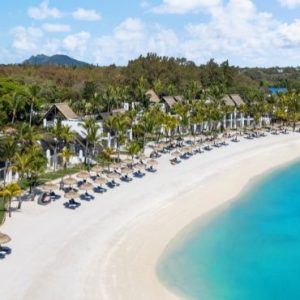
[59,147,73,170]
[0,182,22,218]
[0,137,17,185]
[26,84,41,127]
[163,114,178,143]
[126,141,141,164]
[105,113,130,162]
[13,145,47,194]
[80,118,101,168]
[98,147,114,170]
[15,123,41,150]
[3,92,25,124]
[172,102,191,136]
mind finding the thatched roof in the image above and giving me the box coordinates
[99,109,126,121]
[222,95,235,106]
[162,96,177,108]
[146,89,160,103]
[230,94,245,106]
[174,95,184,103]
[222,95,245,107]
[43,103,78,120]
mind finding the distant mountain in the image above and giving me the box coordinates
[23,54,90,67]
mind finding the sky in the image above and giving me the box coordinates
[1,0,300,67]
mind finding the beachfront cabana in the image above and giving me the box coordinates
[42,103,79,126]
[221,94,248,129]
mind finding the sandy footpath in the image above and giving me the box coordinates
[1,132,300,300]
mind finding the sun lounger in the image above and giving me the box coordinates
[38,193,51,205]
[0,252,6,259]
[64,199,81,209]
[0,246,11,255]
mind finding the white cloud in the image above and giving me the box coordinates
[42,23,71,32]
[152,0,222,14]
[140,1,150,8]
[179,0,288,65]
[63,31,91,55]
[72,8,101,21]
[11,26,43,52]
[114,18,145,41]
[27,1,62,20]
[278,0,300,8]
[93,18,180,65]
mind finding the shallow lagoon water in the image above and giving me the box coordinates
[158,161,300,300]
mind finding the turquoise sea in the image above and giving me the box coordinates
[157,160,300,300]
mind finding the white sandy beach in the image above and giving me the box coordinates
[1,132,300,300]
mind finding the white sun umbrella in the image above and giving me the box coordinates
[64,190,79,199]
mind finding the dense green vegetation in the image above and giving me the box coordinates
[0,54,300,221]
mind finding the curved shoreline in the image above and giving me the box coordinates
[98,133,300,300]
[0,133,300,300]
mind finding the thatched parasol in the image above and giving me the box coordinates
[42,183,57,191]
[110,162,120,169]
[64,177,77,185]
[94,177,107,185]
[76,171,90,180]
[122,158,132,165]
[0,232,11,244]
[107,172,120,180]
[79,182,93,191]
[134,163,146,170]
[64,191,79,199]
[91,165,103,173]
[147,159,158,166]
[138,154,147,160]
[121,167,132,174]
[171,150,181,157]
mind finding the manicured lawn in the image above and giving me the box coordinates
[39,164,85,183]
[19,164,86,189]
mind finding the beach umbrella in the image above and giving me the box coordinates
[42,183,57,192]
[0,232,11,244]
[171,150,181,157]
[134,163,146,170]
[64,190,79,199]
[79,182,93,191]
[153,145,162,152]
[138,154,147,160]
[76,171,90,180]
[121,167,132,174]
[110,162,120,169]
[64,177,77,185]
[94,177,107,185]
[122,158,132,165]
[91,165,103,173]
[107,172,120,180]
[147,159,158,166]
